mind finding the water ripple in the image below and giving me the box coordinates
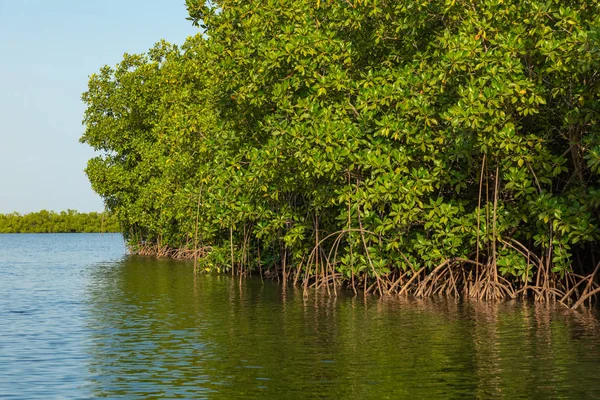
[0,234,599,398]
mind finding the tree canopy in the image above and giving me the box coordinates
[81,0,600,306]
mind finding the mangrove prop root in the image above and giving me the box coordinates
[129,243,599,308]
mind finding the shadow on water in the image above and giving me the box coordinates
[84,256,600,399]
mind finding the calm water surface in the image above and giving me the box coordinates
[1,233,599,399]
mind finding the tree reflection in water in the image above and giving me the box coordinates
[85,257,600,399]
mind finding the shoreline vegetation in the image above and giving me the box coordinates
[0,210,120,233]
[81,1,600,309]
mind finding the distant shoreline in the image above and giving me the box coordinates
[0,232,122,234]
[0,210,120,234]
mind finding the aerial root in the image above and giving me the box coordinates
[130,242,211,259]
[129,241,599,309]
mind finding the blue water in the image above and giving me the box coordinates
[1,233,600,399]
[0,234,125,399]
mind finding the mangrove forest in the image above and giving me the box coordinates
[81,0,600,308]
[0,210,120,233]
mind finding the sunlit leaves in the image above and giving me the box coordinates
[82,0,600,281]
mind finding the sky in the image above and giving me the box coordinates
[0,0,198,214]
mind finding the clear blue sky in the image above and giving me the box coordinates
[0,0,198,214]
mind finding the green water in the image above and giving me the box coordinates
[1,234,599,398]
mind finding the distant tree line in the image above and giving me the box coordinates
[0,210,120,233]
[81,0,600,307]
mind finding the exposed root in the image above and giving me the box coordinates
[129,241,599,309]
[130,242,211,260]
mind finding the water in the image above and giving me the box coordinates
[1,234,599,399]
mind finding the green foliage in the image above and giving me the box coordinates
[81,0,600,286]
[0,210,120,233]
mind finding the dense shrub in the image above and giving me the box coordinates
[81,0,600,304]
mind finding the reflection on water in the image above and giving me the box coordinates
[0,234,599,399]
[85,256,600,399]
